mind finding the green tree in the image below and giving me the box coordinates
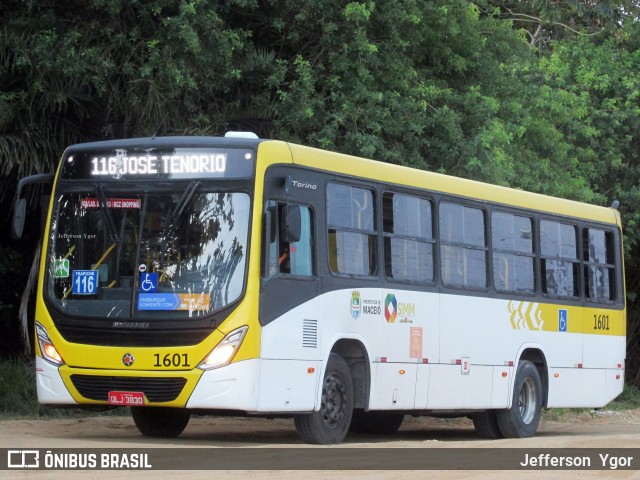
[0,0,252,178]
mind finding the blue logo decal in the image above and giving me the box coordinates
[138,293,180,311]
[559,309,568,332]
[139,272,158,293]
[72,270,99,295]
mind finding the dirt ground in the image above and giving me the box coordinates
[1,409,639,479]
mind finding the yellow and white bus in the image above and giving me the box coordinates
[13,133,626,444]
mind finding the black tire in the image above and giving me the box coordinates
[131,406,191,438]
[496,360,543,438]
[294,353,354,444]
[349,411,404,435]
[472,411,503,439]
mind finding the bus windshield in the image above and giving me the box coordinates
[46,186,250,320]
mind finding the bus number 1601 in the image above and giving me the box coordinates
[153,353,190,368]
[593,314,610,331]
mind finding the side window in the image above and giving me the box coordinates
[439,202,487,289]
[266,201,314,279]
[491,212,535,294]
[540,220,579,298]
[327,183,377,276]
[583,228,616,303]
[383,192,434,283]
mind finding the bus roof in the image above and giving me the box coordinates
[63,135,264,153]
[285,142,620,226]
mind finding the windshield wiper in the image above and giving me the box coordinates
[95,183,120,243]
[162,181,201,241]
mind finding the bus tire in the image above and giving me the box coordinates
[496,360,542,438]
[131,406,190,438]
[349,411,404,435]
[472,411,503,439]
[294,353,354,444]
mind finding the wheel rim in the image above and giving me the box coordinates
[518,377,537,424]
[321,372,347,428]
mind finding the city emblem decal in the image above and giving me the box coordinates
[122,353,135,367]
[351,290,361,319]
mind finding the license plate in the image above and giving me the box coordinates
[108,391,145,406]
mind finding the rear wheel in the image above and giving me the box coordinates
[294,353,354,444]
[472,411,503,439]
[496,360,542,438]
[131,406,190,438]
[349,411,404,435]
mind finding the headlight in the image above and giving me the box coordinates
[198,326,248,370]
[36,322,65,366]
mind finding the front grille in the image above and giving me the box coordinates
[70,375,187,402]
[57,326,212,347]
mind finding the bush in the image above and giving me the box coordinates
[0,358,121,418]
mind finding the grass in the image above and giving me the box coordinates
[0,358,122,419]
[538,385,640,422]
[608,384,640,410]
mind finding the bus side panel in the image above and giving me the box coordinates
[426,364,494,409]
[546,367,623,408]
[369,363,418,410]
[583,314,626,369]
[257,359,322,411]
[438,295,514,372]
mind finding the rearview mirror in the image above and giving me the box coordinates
[11,173,54,240]
[282,204,301,243]
[11,198,26,240]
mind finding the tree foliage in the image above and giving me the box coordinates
[1,0,640,379]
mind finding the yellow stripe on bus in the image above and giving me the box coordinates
[508,301,625,336]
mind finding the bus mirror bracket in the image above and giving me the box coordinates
[11,173,54,240]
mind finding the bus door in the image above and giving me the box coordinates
[259,169,321,351]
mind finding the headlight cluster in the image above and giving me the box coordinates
[36,322,65,366]
[198,326,248,370]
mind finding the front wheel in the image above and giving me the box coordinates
[496,360,543,438]
[294,353,354,444]
[131,406,191,438]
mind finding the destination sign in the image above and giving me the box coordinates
[60,147,255,180]
[90,154,227,177]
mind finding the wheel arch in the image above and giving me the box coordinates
[327,337,371,410]
[515,346,549,408]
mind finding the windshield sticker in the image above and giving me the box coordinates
[81,198,141,209]
[138,293,210,311]
[72,270,99,295]
[53,259,70,278]
[139,273,158,293]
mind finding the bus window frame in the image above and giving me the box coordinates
[381,190,437,286]
[437,198,490,292]
[489,209,537,297]
[326,181,378,279]
[539,217,581,301]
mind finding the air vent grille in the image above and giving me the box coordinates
[302,319,318,348]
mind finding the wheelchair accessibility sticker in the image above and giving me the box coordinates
[139,273,158,293]
[559,309,568,332]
